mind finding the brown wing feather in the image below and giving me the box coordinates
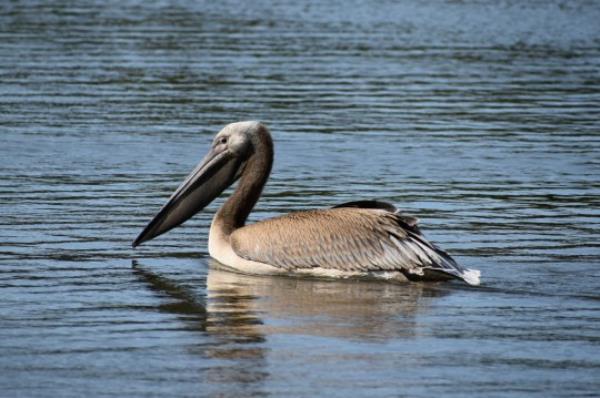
[230,207,462,278]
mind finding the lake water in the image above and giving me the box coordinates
[1,0,599,396]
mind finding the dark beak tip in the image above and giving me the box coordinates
[132,235,145,248]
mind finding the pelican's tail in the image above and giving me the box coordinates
[458,268,481,286]
[421,263,481,286]
[409,232,482,286]
[430,247,481,286]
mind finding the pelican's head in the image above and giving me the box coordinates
[132,121,271,247]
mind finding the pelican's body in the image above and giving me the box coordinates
[134,121,480,286]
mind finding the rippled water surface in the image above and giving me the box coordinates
[1,1,600,396]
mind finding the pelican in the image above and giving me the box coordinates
[133,121,481,286]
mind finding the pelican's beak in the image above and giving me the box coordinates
[133,145,242,247]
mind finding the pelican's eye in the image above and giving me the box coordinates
[219,136,228,145]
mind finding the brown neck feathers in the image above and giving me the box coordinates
[215,125,273,237]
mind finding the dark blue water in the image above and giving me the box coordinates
[1,1,599,396]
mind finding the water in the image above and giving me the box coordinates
[1,0,599,396]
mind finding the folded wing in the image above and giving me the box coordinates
[230,205,480,285]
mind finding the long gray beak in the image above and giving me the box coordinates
[133,146,241,247]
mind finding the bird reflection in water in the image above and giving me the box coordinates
[133,259,449,343]
[207,260,449,340]
[131,260,268,392]
[132,259,451,393]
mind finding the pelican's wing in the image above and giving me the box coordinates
[230,207,480,285]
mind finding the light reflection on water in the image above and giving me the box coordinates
[1,0,599,396]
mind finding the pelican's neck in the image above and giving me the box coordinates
[212,128,273,239]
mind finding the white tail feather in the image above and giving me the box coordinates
[461,268,481,286]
